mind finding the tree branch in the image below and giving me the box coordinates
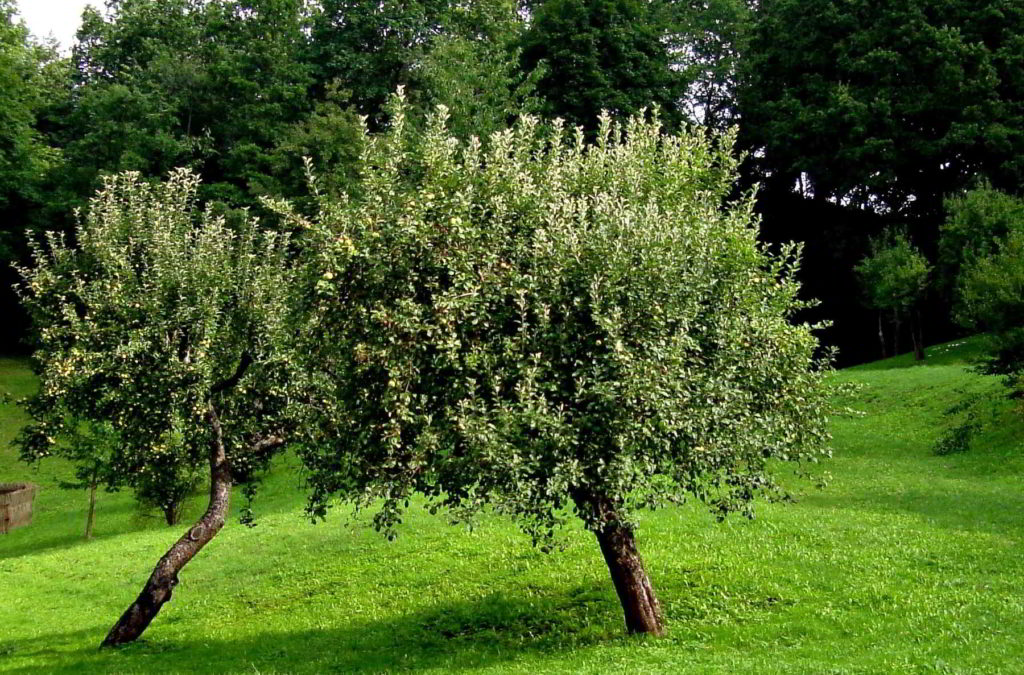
[250,435,286,461]
[211,352,253,394]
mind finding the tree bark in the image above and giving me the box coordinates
[911,321,924,361]
[85,481,97,540]
[878,312,887,359]
[101,404,232,647]
[162,502,182,527]
[912,309,925,361]
[892,309,902,356]
[575,493,664,635]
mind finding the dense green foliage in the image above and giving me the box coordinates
[283,98,834,558]
[856,231,931,315]
[521,0,684,132]
[308,0,452,125]
[418,1,544,141]
[0,1,62,350]
[666,0,752,130]
[938,185,1024,301]
[3,0,1024,661]
[0,1,54,218]
[956,228,1024,395]
[65,0,313,205]
[935,185,1024,397]
[855,229,931,359]
[14,170,300,514]
[4,0,1024,362]
[740,0,1024,219]
[2,338,1023,671]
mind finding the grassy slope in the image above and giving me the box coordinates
[1,339,1023,674]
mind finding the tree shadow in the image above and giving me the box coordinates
[803,483,1024,537]
[2,587,641,674]
[0,497,162,560]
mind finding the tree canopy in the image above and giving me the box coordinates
[739,0,1024,220]
[278,97,836,635]
[521,0,685,132]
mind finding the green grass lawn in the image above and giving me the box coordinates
[2,339,1023,674]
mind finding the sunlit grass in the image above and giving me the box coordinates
[1,337,1022,674]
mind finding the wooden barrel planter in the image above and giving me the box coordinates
[0,483,38,534]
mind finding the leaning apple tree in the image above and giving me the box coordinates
[16,170,302,646]
[285,96,836,636]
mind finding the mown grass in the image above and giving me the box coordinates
[1,338,1023,674]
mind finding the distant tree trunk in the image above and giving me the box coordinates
[85,480,97,540]
[878,312,887,359]
[101,403,232,648]
[574,492,664,636]
[909,317,923,361]
[892,308,902,356]
[162,502,182,527]
[912,309,925,361]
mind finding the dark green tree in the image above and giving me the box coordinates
[739,0,1024,220]
[938,184,1024,303]
[940,186,1024,397]
[417,0,543,140]
[307,0,453,126]
[665,0,753,129]
[0,1,61,351]
[58,0,312,207]
[855,229,931,360]
[521,0,685,132]
[956,228,1024,397]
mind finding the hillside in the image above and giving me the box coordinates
[1,338,1023,674]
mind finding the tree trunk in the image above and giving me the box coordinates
[162,502,182,527]
[575,493,664,635]
[878,312,887,359]
[892,309,902,356]
[85,481,97,540]
[921,311,929,364]
[913,309,925,361]
[101,404,232,648]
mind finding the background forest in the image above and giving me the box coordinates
[3,0,1024,365]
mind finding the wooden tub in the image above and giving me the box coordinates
[0,483,37,534]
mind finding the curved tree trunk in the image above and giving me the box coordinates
[101,405,232,647]
[575,493,664,635]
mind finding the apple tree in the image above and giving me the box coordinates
[284,96,836,636]
[15,169,301,646]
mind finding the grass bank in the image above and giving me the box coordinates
[1,338,1022,674]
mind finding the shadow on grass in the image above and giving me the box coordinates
[3,588,641,674]
[0,498,161,561]
[804,483,1024,537]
